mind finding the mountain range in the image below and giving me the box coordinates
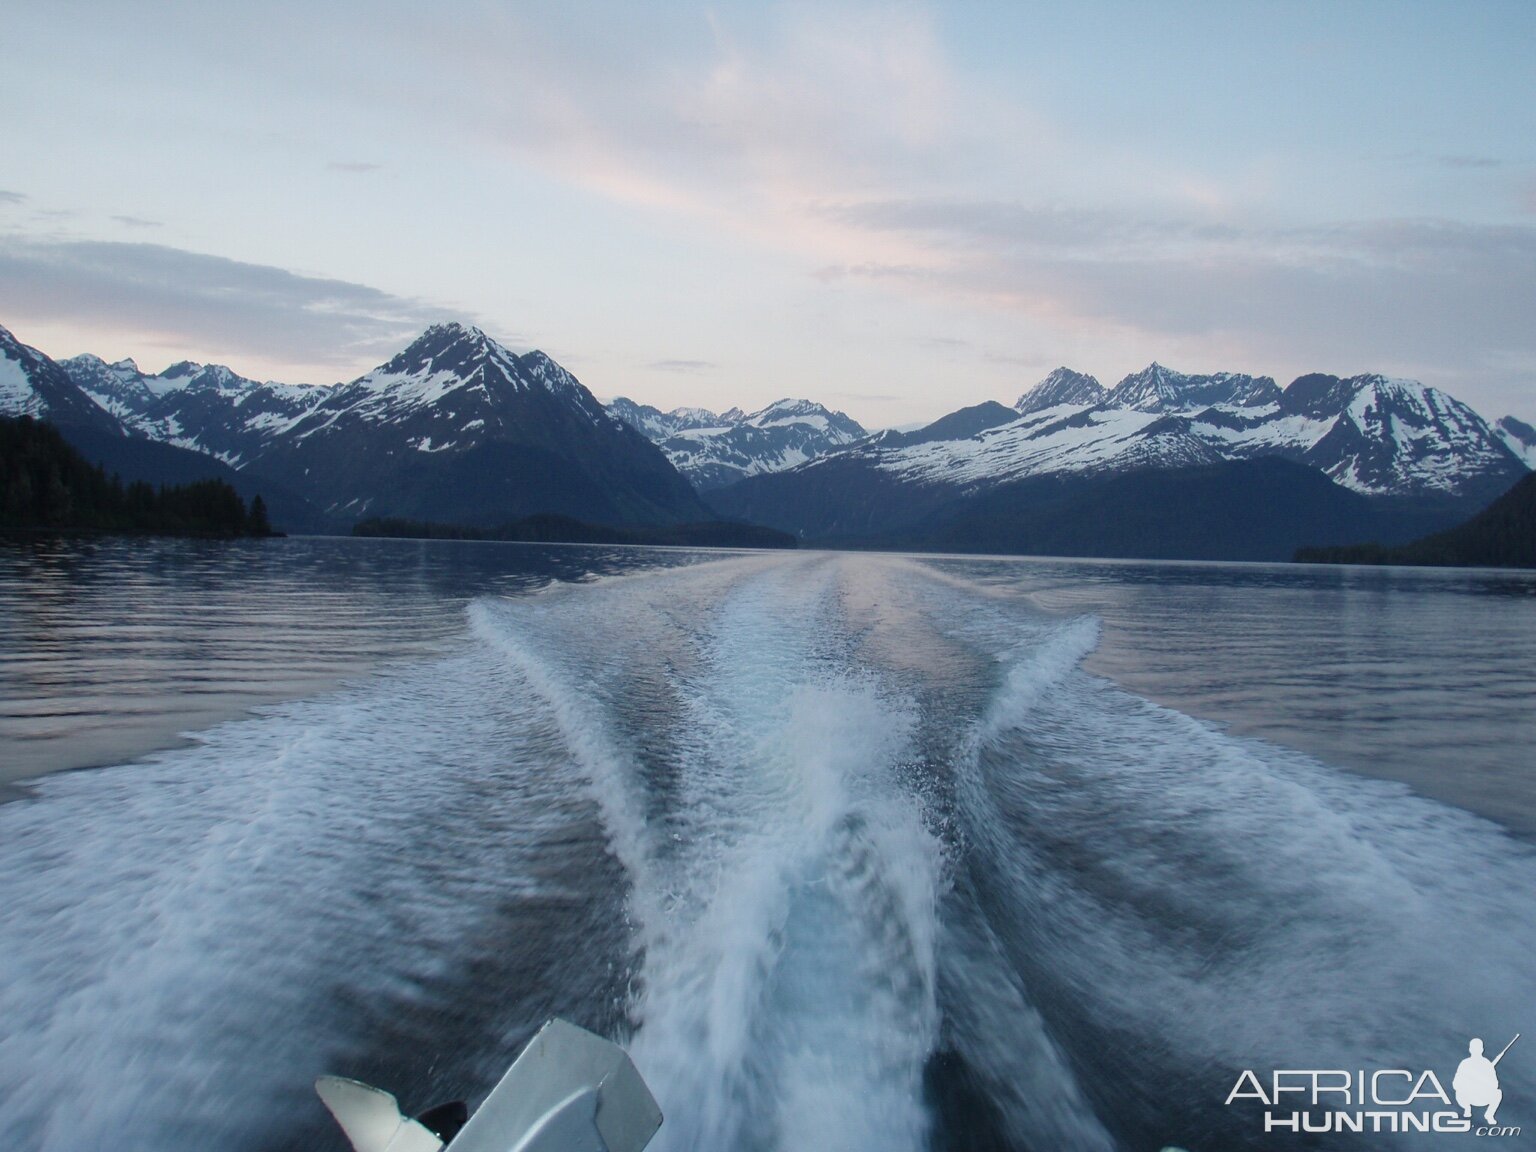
[709,363,1531,555]
[5,322,708,531]
[605,396,866,489]
[2,318,1530,560]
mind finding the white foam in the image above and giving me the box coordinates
[952,622,1536,1141]
[6,550,1528,1151]
[470,557,947,1152]
[628,564,942,1152]
[0,644,592,1150]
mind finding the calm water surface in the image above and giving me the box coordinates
[0,538,1531,1152]
[0,536,717,784]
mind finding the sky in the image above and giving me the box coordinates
[2,0,1534,427]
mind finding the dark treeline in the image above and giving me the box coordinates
[1296,470,1536,568]
[1,415,276,537]
[353,513,797,549]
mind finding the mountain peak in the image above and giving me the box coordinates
[149,362,252,395]
[608,394,867,489]
[407,321,502,357]
[1016,367,1105,413]
[743,398,867,438]
[1281,372,1431,419]
[514,348,587,399]
[59,353,151,400]
[342,325,607,430]
[669,405,725,427]
[752,398,825,420]
[70,354,142,375]
[0,325,128,433]
[1112,364,1280,412]
[606,398,724,438]
[419,320,491,345]
[377,322,522,383]
[515,348,558,371]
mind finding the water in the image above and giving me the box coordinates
[0,536,717,785]
[0,538,1532,1151]
[936,556,1536,837]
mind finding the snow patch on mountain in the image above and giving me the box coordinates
[608,395,868,489]
[243,322,705,524]
[607,397,724,439]
[1494,416,1536,468]
[0,354,39,413]
[1015,368,1105,413]
[874,403,1217,489]
[839,365,1525,502]
[59,352,330,465]
[307,325,607,445]
[1,325,125,434]
[1110,363,1282,411]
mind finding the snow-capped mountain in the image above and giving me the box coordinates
[56,353,157,418]
[1273,373,1519,496]
[1107,363,1282,412]
[1014,368,1106,413]
[605,398,727,440]
[242,323,707,524]
[609,396,867,489]
[1,326,125,435]
[274,323,608,454]
[61,354,328,466]
[7,312,1528,551]
[1,323,335,528]
[858,366,1521,502]
[710,363,1528,545]
[4,320,708,529]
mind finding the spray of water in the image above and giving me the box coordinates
[1,552,1530,1152]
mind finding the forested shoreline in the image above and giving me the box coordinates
[1296,471,1535,569]
[1,416,277,538]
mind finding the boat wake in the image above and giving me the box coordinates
[0,552,1530,1151]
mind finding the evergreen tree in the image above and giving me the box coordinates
[0,414,275,537]
[249,494,271,536]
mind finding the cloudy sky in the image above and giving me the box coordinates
[3,1,1534,425]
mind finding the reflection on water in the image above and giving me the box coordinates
[5,540,1534,836]
[0,535,717,782]
[935,555,1536,836]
